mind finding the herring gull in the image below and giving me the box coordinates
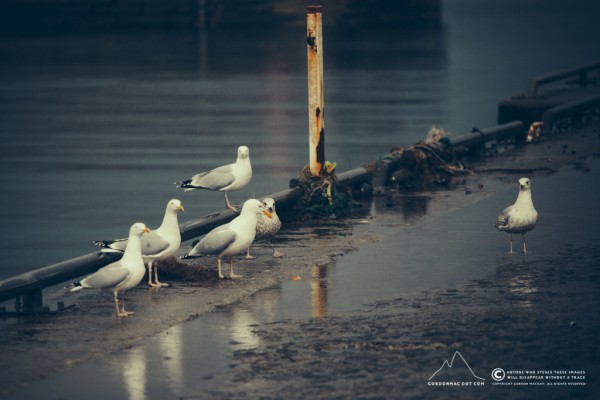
[495,177,538,253]
[70,222,149,317]
[94,199,184,287]
[174,145,252,212]
[180,198,272,279]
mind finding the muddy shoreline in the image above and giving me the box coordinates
[202,245,599,399]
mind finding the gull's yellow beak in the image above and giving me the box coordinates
[177,205,185,212]
[143,228,151,233]
[263,210,273,219]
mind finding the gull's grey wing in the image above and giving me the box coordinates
[495,206,512,228]
[191,165,235,191]
[82,264,130,289]
[193,230,237,255]
[141,231,170,256]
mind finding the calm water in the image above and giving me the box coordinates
[1,0,600,278]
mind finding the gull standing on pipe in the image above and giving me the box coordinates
[495,177,538,253]
[174,146,252,212]
[180,199,272,279]
[245,197,284,260]
[70,222,149,317]
[94,199,184,287]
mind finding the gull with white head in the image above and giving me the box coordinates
[70,222,149,317]
[174,145,252,212]
[495,177,538,253]
[180,199,272,279]
[94,199,184,287]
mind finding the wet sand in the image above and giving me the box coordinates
[1,124,600,399]
[207,246,599,399]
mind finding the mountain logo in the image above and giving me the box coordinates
[428,351,486,382]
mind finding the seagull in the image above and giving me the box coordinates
[245,197,284,259]
[180,198,272,279]
[70,222,149,317]
[495,177,538,253]
[174,145,252,212]
[94,199,184,287]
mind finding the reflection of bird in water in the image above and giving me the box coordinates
[71,223,149,317]
[495,177,538,253]
[94,199,184,287]
[230,308,261,349]
[180,199,272,279]
[174,146,252,212]
[245,198,283,259]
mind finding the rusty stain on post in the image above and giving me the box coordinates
[307,5,325,176]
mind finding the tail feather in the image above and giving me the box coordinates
[99,248,123,254]
[92,240,125,253]
[175,179,201,192]
[66,281,84,292]
[174,179,192,188]
[93,240,114,248]
[180,253,201,260]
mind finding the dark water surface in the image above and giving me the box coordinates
[2,1,600,278]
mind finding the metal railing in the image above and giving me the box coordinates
[527,61,600,97]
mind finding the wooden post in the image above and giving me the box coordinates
[306,5,325,176]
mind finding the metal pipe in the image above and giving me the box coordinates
[0,251,121,305]
[306,5,325,176]
[336,167,370,188]
[450,121,525,148]
[0,184,313,306]
[0,119,542,307]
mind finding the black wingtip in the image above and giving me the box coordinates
[174,179,192,188]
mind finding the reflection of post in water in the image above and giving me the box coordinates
[122,347,147,400]
[158,324,185,394]
[311,262,328,317]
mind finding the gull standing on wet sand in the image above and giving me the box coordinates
[245,197,284,259]
[180,199,273,279]
[70,222,149,317]
[174,146,252,212]
[94,199,184,287]
[495,177,538,253]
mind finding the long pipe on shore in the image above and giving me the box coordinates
[0,121,525,309]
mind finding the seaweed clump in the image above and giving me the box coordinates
[368,126,470,192]
[285,161,358,221]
